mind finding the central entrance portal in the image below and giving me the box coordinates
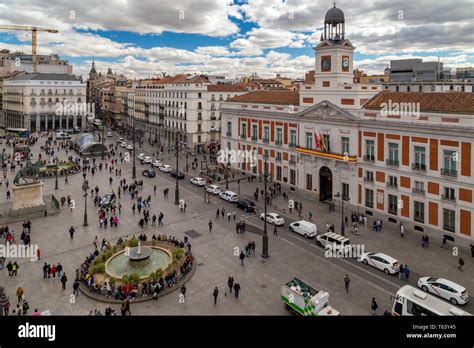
[319,166,333,202]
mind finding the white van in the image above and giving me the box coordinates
[219,190,238,202]
[316,232,351,251]
[289,220,317,239]
[56,132,71,139]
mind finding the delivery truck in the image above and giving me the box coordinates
[281,277,340,316]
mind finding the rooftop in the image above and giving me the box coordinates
[364,91,474,113]
[8,73,81,82]
[207,84,248,92]
[228,90,300,106]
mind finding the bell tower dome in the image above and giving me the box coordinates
[323,3,345,41]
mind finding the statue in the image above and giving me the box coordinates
[13,160,44,185]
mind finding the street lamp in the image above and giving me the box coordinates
[334,191,349,236]
[185,146,189,172]
[261,154,269,258]
[82,180,89,227]
[174,137,180,205]
[225,154,230,189]
[54,169,58,190]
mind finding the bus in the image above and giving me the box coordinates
[392,285,471,316]
[5,128,30,138]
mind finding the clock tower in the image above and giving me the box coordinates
[314,4,354,88]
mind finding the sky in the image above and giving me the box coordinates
[0,0,473,80]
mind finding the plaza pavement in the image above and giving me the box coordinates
[0,132,472,315]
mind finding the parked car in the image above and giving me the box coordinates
[142,156,152,164]
[170,171,185,179]
[359,252,400,275]
[137,153,145,160]
[316,232,351,252]
[159,164,172,173]
[219,190,238,202]
[289,220,317,239]
[100,193,116,208]
[206,184,221,195]
[120,142,128,148]
[107,132,113,137]
[235,198,256,212]
[126,145,133,150]
[190,177,206,186]
[142,169,156,178]
[260,212,285,226]
[418,277,469,305]
[117,137,125,143]
[152,160,162,168]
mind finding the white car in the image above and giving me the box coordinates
[107,132,113,137]
[142,156,152,164]
[137,153,145,160]
[289,220,317,239]
[359,252,400,275]
[190,177,206,186]
[219,190,238,202]
[418,277,469,305]
[159,164,172,173]
[120,142,128,148]
[260,212,285,226]
[206,184,221,195]
[126,145,133,150]
[117,137,125,143]
[152,160,162,168]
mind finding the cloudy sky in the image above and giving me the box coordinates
[0,0,473,79]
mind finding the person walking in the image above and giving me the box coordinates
[56,263,63,279]
[60,273,68,290]
[399,223,405,238]
[273,224,278,236]
[216,209,220,219]
[212,287,219,305]
[73,279,80,296]
[239,251,245,266]
[208,220,213,233]
[42,262,48,279]
[470,243,474,258]
[398,264,404,280]
[12,262,18,276]
[227,276,234,295]
[233,283,241,299]
[180,285,186,299]
[16,286,24,303]
[371,297,378,315]
[404,265,410,280]
[458,258,465,271]
[344,274,350,293]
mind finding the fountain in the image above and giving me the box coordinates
[127,241,152,261]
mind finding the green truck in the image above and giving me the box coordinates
[281,277,340,316]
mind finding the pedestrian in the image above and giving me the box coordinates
[227,276,234,295]
[471,244,474,258]
[212,287,219,305]
[344,274,350,293]
[239,251,245,266]
[216,209,219,219]
[56,263,63,278]
[22,301,29,315]
[61,273,68,290]
[16,286,24,302]
[208,220,213,233]
[404,265,410,280]
[371,297,378,315]
[400,223,405,238]
[11,262,18,276]
[398,264,404,280]
[42,262,48,279]
[73,279,80,296]
[180,285,186,299]
[273,224,278,236]
[458,258,465,271]
[233,283,241,299]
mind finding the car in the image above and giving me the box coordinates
[289,220,317,239]
[316,232,351,252]
[100,193,116,208]
[142,169,156,178]
[418,277,469,305]
[126,145,133,150]
[152,160,162,168]
[120,142,128,148]
[260,212,285,226]
[107,132,113,137]
[137,153,145,160]
[219,191,238,202]
[190,177,206,186]
[117,137,125,143]
[206,184,221,195]
[142,156,152,164]
[73,126,81,134]
[170,171,185,179]
[235,198,256,212]
[359,252,400,275]
[159,164,172,173]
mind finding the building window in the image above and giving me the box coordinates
[252,125,258,140]
[413,181,425,194]
[264,126,270,142]
[197,124,201,132]
[364,171,374,182]
[276,152,282,161]
[241,124,247,138]
[290,129,297,146]
[413,146,426,170]
[198,93,202,98]
[306,132,313,149]
[227,122,232,136]
[276,128,283,144]
[388,194,398,215]
[290,169,296,185]
[276,166,282,181]
[365,140,375,161]
[342,183,349,200]
[306,174,313,190]
[442,150,457,176]
[365,189,374,208]
[341,137,350,154]
[388,143,399,165]
[414,201,424,223]
[443,209,456,232]
[388,175,398,188]
[443,187,456,201]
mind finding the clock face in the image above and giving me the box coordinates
[342,56,350,71]
[321,57,331,72]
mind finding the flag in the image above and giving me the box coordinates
[319,131,327,151]
[314,131,321,149]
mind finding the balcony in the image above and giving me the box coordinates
[40,91,46,96]
[289,142,297,148]
[251,136,258,141]
[443,225,455,233]
[441,194,456,202]
[210,116,217,121]
[226,132,232,137]
[412,187,425,195]
[296,147,358,163]
[411,163,426,172]
[440,168,457,177]
[263,138,270,143]
[289,159,297,165]
[275,140,282,145]
[275,157,282,163]
[30,101,37,106]
[386,182,398,188]
[363,155,375,162]
[240,134,247,139]
[365,202,374,208]
[386,158,399,167]
[363,177,374,183]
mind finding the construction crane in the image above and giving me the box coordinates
[0,25,59,73]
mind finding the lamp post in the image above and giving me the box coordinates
[174,137,180,205]
[132,118,136,180]
[82,180,89,227]
[54,169,58,190]
[185,146,189,172]
[262,154,269,258]
[226,154,230,189]
[334,191,348,236]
